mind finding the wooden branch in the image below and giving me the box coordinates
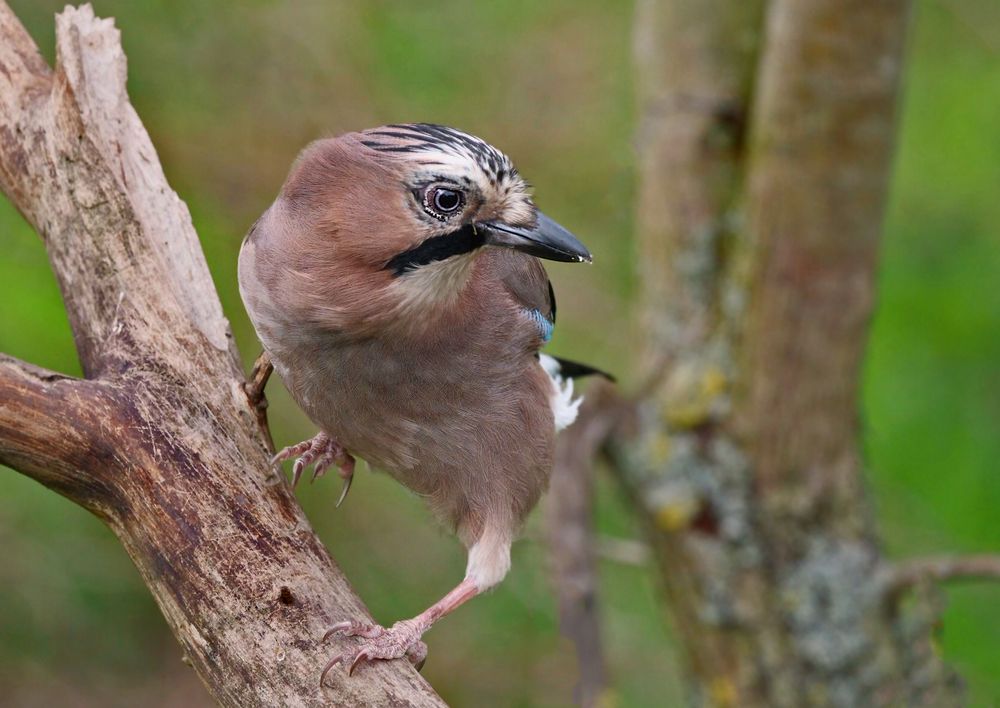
[889,555,1000,594]
[544,385,627,708]
[0,353,115,505]
[0,4,444,706]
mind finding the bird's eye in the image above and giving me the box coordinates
[423,186,464,219]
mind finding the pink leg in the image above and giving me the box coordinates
[320,579,479,684]
[272,431,356,506]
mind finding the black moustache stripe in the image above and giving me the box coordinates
[384,223,485,277]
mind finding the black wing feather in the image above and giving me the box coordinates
[551,356,616,383]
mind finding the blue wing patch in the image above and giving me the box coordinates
[526,308,554,343]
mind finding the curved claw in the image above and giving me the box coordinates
[319,653,344,687]
[291,459,306,488]
[348,650,371,676]
[406,640,429,671]
[322,622,352,643]
[335,474,353,508]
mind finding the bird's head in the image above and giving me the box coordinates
[253,124,591,333]
[361,124,591,274]
[280,124,591,275]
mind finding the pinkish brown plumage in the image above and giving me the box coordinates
[238,124,602,679]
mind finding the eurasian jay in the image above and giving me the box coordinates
[238,123,604,680]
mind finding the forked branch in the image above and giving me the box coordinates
[0,3,444,705]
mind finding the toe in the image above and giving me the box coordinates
[311,456,333,483]
[406,639,428,670]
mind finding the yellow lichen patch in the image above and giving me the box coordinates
[701,366,727,399]
[646,432,672,465]
[708,675,738,707]
[661,362,729,428]
[654,496,701,531]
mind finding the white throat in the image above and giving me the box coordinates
[389,253,477,317]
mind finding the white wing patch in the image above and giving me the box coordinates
[539,353,583,431]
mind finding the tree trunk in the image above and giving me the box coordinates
[0,4,445,706]
[617,0,964,704]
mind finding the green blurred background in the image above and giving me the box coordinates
[0,1,997,705]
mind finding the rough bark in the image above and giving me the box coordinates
[628,0,768,695]
[614,0,966,705]
[0,4,445,706]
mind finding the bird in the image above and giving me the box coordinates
[238,123,608,681]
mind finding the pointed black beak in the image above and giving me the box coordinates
[479,212,592,263]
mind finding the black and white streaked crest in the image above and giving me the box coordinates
[361,123,518,189]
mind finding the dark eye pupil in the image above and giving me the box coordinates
[433,188,461,213]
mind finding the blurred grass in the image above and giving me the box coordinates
[0,0,997,705]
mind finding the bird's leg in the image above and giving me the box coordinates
[321,578,479,682]
[320,529,511,682]
[272,431,355,504]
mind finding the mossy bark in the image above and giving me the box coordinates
[622,0,962,705]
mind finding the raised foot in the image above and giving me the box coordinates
[272,431,356,506]
[320,619,429,683]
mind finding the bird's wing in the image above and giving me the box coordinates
[497,252,615,382]
[496,252,555,341]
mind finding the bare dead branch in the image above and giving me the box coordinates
[0,1,236,378]
[0,4,445,705]
[889,555,1000,595]
[0,353,115,503]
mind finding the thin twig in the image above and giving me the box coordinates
[888,555,1000,596]
[245,349,274,402]
[244,350,275,452]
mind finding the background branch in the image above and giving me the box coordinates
[600,0,967,704]
[889,555,1000,595]
[544,384,628,708]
